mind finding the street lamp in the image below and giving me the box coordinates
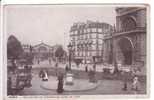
[84,41,88,64]
[66,42,74,85]
[67,42,73,70]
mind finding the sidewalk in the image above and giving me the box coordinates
[32,60,146,76]
[33,60,114,72]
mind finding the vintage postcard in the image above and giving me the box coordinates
[2,4,150,99]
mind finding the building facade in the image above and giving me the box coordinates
[32,42,53,61]
[22,44,32,53]
[70,21,113,63]
[22,43,67,63]
[103,7,146,69]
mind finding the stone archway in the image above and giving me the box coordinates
[116,37,134,65]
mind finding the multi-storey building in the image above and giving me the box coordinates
[103,7,146,70]
[70,21,113,63]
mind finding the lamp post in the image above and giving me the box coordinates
[84,41,88,64]
[112,24,119,74]
[67,42,73,70]
[66,42,74,85]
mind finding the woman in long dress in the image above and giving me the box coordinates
[43,70,48,81]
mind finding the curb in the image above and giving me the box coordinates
[40,81,101,92]
[64,81,101,92]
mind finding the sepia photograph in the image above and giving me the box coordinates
[3,4,149,97]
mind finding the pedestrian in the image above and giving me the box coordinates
[85,64,88,72]
[7,77,12,95]
[93,63,96,71]
[65,64,69,73]
[88,68,96,83]
[39,69,44,78]
[132,76,139,91]
[42,70,48,81]
[37,59,40,64]
[121,71,128,91]
[25,65,32,87]
[88,69,91,82]
[55,62,58,68]
[57,72,64,93]
[123,80,127,91]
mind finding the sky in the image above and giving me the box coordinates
[4,5,116,49]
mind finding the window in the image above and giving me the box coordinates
[92,39,97,44]
[89,51,92,56]
[82,34,85,39]
[87,28,90,33]
[78,52,80,56]
[75,36,77,40]
[98,28,102,33]
[77,35,80,40]
[90,28,92,32]
[80,35,82,40]
[70,32,74,35]
[103,29,109,34]
[92,28,97,32]
[98,34,102,38]
[87,34,90,39]
[80,30,83,34]
[75,31,78,35]
[72,31,75,35]
[87,34,89,39]
[79,35,82,40]
[98,51,102,56]
[87,51,90,56]
[84,29,87,33]
[92,44,96,50]
[98,39,103,44]
[83,52,85,56]
[77,52,79,56]
[92,34,96,38]
[99,45,102,50]
[85,34,88,39]
[73,37,75,41]
[89,34,92,38]
[81,52,84,56]
[89,44,92,50]
[75,52,78,56]
[92,51,97,56]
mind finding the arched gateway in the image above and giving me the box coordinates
[116,37,134,65]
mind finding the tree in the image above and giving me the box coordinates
[21,52,34,65]
[19,45,34,65]
[7,35,23,59]
[55,46,65,62]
